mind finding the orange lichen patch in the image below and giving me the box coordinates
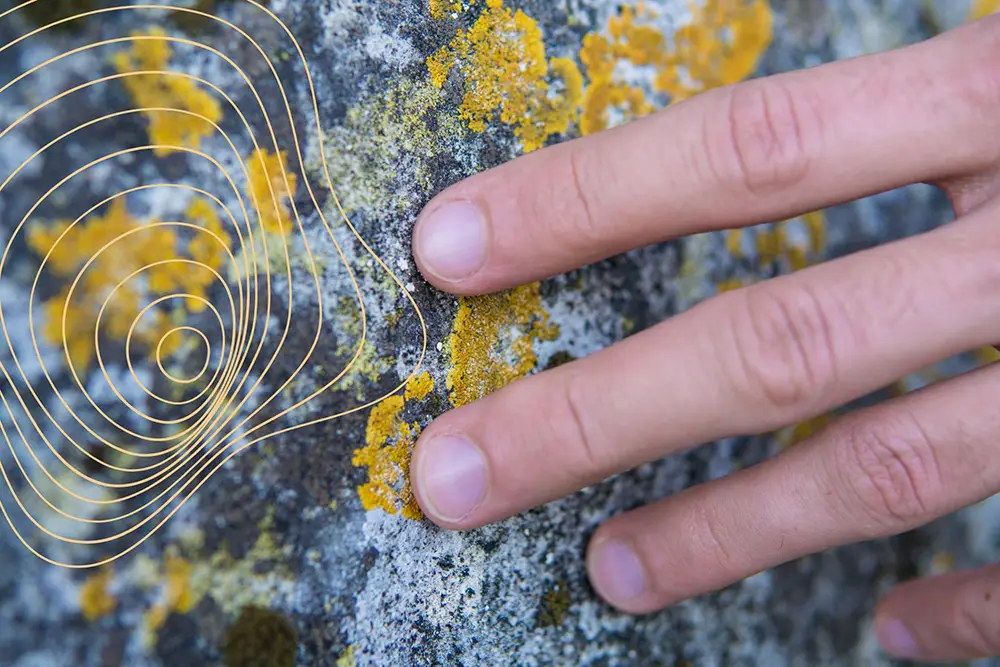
[656,0,774,101]
[446,282,559,408]
[578,5,659,135]
[404,371,434,401]
[80,567,117,621]
[353,374,437,520]
[579,0,773,135]
[970,0,1000,20]
[426,0,584,152]
[112,27,222,157]
[247,148,297,237]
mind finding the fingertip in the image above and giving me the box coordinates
[586,529,660,615]
[412,196,491,292]
[410,427,490,529]
[873,614,922,660]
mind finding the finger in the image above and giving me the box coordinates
[583,362,1000,614]
[411,16,1000,295]
[411,201,1000,528]
[875,563,1000,662]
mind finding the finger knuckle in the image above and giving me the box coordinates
[949,588,1000,656]
[726,282,840,414]
[954,17,1000,164]
[835,413,942,528]
[716,79,814,196]
[563,143,605,249]
[555,373,607,478]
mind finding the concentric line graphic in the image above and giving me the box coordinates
[0,1,427,568]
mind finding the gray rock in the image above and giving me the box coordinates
[0,1,996,666]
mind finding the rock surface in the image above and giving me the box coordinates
[0,1,997,666]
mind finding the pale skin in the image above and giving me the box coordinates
[408,15,1000,663]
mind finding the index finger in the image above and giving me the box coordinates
[411,16,1000,295]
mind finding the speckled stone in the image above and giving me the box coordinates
[0,2,997,667]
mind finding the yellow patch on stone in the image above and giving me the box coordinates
[579,0,773,134]
[80,567,117,621]
[446,283,559,408]
[112,27,222,157]
[405,372,435,401]
[429,0,467,19]
[426,0,584,151]
[777,413,831,449]
[352,374,437,519]
[970,0,1000,20]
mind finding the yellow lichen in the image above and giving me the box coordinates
[426,0,583,151]
[247,148,297,237]
[145,552,201,636]
[970,0,1000,20]
[80,567,117,621]
[718,210,827,296]
[336,646,357,667]
[28,199,191,368]
[716,278,744,293]
[930,551,955,574]
[578,5,659,135]
[405,372,435,401]
[975,346,1000,366]
[352,374,437,520]
[777,413,831,449]
[112,27,222,157]
[446,283,558,408]
[429,0,467,19]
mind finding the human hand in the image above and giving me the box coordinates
[408,15,1000,663]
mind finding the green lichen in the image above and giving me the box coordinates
[332,296,391,400]
[169,0,275,33]
[543,350,576,371]
[317,77,465,214]
[20,0,98,34]
[222,606,298,667]
[536,581,571,628]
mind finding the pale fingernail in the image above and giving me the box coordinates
[414,200,488,281]
[418,435,488,522]
[591,539,647,603]
[876,618,920,658]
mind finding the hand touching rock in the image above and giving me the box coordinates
[410,15,1000,663]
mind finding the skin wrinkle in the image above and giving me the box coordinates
[725,79,812,197]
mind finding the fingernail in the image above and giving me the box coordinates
[591,539,647,603]
[418,435,488,522]
[414,200,488,281]
[876,618,920,658]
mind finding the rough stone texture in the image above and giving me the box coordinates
[0,1,997,667]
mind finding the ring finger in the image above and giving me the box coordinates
[586,356,1000,615]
